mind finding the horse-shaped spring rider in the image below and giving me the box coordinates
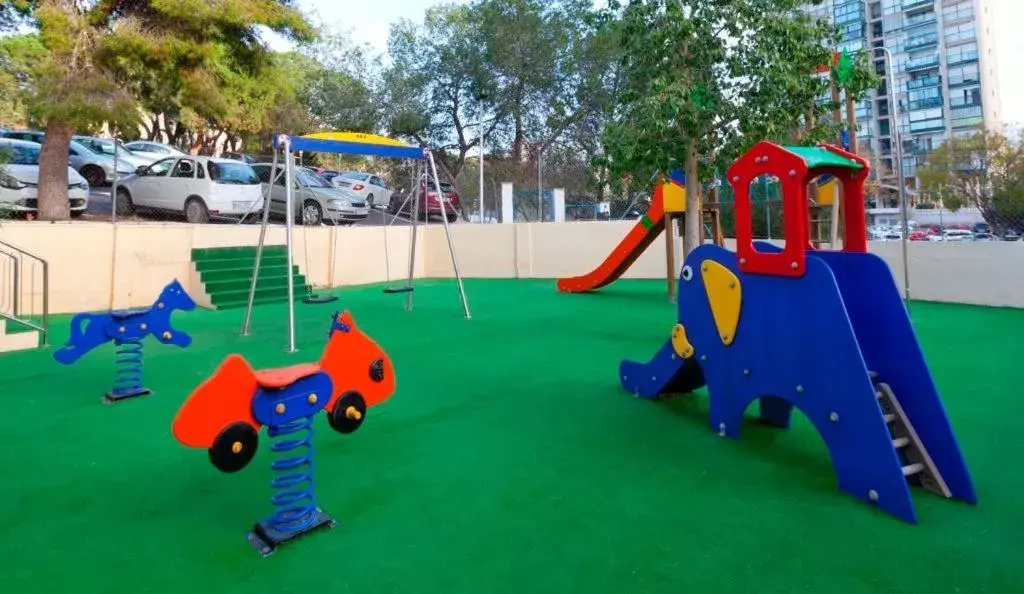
[53,279,196,403]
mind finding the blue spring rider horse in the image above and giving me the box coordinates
[53,279,196,403]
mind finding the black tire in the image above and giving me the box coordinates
[184,197,210,224]
[208,422,259,473]
[81,165,106,188]
[115,187,135,215]
[366,194,374,209]
[302,200,323,226]
[447,213,458,223]
[327,391,367,435]
[70,210,84,218]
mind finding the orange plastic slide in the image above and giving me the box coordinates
[556,189,667,293]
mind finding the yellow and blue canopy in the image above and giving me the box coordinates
[276,131,425,160]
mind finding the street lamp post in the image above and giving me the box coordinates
[476,93,488,224]
[862,1,912,307]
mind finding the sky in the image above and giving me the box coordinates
[265,0,1024,125]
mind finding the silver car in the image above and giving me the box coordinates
[322,170,393,210]
[121,141,187,163]
[251,164,369,225]
[0,130,135,186]
[73,136,156,169]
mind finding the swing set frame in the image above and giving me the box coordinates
[240,132,471,353]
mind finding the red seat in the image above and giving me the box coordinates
[254,363,323,389]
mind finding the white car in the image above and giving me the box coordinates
[251,164,369,226]
[115,156,264,223]
[121,141,187,163]
[0,139,89,217]
[322,171,393,210]
[928,229,973,242]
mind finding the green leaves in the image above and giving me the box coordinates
[918,131,1024,231]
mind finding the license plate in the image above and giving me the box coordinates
[233,201,255,210]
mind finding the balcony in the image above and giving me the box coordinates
[906,75,941,90]
[904,54,940,72]
[903,0,933,12]
[909,97,943,111]
[904,12,936,29]
[906,32,938,50]
[946,49,978,66]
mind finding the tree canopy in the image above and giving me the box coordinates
[917,131,1024,234]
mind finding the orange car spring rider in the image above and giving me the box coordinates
[171,310,396,556]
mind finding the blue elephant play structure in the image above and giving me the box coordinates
[620,141,976,523]
[53,279,196,403]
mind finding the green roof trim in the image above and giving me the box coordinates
[783,146,864,170]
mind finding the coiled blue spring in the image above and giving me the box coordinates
[267,414,318,534]
[112,338,145,397]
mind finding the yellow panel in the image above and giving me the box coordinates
[302,131,412,148]
[816,179,837,206]
[671,324,695,358]
[700,260,742,346]
[663,181,687,213]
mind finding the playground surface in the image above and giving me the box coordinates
[1,278,1021,594]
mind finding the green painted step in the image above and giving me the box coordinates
[191,245,307,311]
[211,284,312,309]
[204,274,307,296]
[191,245,287,261]
[198,264,299,284]
[195,253,289,272]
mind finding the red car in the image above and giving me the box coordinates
[908,230,933,241]
[388,176,461,222]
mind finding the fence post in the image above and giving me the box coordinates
[553,188,565,223]
[501,182,514,224]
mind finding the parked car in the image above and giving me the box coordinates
[322,171,393,210]
[928,229,974,242]
[0,139,89,217]
[121,141,187,162]
[0,130,135,186]
[250,163,369,225]
[908,230,934,241]
[388,175,462,222]
[222,152,257,164]
[115,156,263,223]
[967,232,997,241]
[72,135,156,169]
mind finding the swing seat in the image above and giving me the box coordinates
[383,287,414,294]
[303,295,339,304]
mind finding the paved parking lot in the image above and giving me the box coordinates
[87,187,421,227]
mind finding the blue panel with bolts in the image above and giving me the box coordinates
[619,243,975,523]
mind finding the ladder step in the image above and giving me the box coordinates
[883,413,895,423]
[892,437,910,449]
[868,371,879,382]
[876,390,883,400]
[902,463,924,476]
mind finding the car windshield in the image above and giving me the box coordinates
[82,139,133,157]
[297,168,330,188]
[0,144,41,165]
[208,161,259,184]
[424,180,456,192]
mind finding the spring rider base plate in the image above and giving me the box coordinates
[246,508,337,557]
[103,388,153,404]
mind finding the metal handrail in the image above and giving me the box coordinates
[0,238,49,346]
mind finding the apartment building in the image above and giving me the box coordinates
[804,0,1002,207]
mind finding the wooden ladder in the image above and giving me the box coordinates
[869,371,952,498]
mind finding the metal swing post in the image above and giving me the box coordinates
[283,140,298,352]
[241,146,281,337]
[405,162,422,311]
[427,150,471,319]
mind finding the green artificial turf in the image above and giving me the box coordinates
[1,278,1022,593]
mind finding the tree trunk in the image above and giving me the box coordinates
[36,119,74,221]
[683,137,701,256]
